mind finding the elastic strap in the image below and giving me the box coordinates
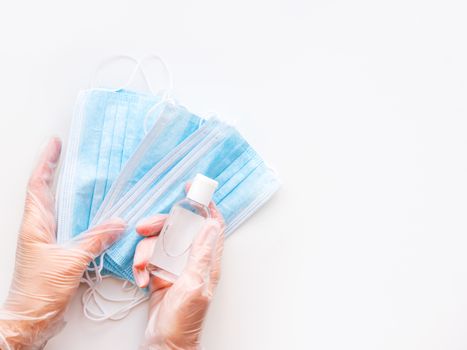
[90,54,173,96]
[138,54,175,134]
[138,54,174,94]
[81,254,148,322]
[91,55,140,92]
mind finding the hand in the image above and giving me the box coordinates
[0,138,127,350]
[133,204,224,350]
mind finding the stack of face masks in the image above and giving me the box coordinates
[56,58,280,317]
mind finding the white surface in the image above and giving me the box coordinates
[1,0,467,349]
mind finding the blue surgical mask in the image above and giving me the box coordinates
[98,122,280,282]
[56,88,167,243]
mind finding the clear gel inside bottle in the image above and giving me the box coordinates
[147,174,218,283]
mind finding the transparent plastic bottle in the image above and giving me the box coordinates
[147,174,218,283]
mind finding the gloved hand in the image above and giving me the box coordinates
[0,138,127,350]
[133,204,224,350]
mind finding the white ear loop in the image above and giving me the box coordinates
[138,54,174,134]
[91,55,140,91]
[91,54,173,96]
[81,279,148,322]
[138,54,174,94]
[81,252,149,321]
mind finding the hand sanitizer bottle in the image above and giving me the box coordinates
[147,174,218,283]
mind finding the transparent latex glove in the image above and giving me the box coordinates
[0,138,127,350]
[133,203,224,350]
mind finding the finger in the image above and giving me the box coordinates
[136,214,168,236]
[22,138,62,243]
[149,274,173,292]
[208,202,225,229]
[75,218,127,260]
[209,227,225,292]
[28,137,62,200]
[133,236,158,288]
[184,220,224,290]
[133,236,173,291]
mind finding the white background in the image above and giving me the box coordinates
[1,0,467,349]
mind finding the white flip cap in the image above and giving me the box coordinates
[187,174,218,206]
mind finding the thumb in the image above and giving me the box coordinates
[21,137,62,244]
[181,219,224,293]
[74,218,127,260]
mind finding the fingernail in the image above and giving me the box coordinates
[136,215,167,235]
[134,267,149,288]
[137,214,165,227]
[44,137,62,165]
